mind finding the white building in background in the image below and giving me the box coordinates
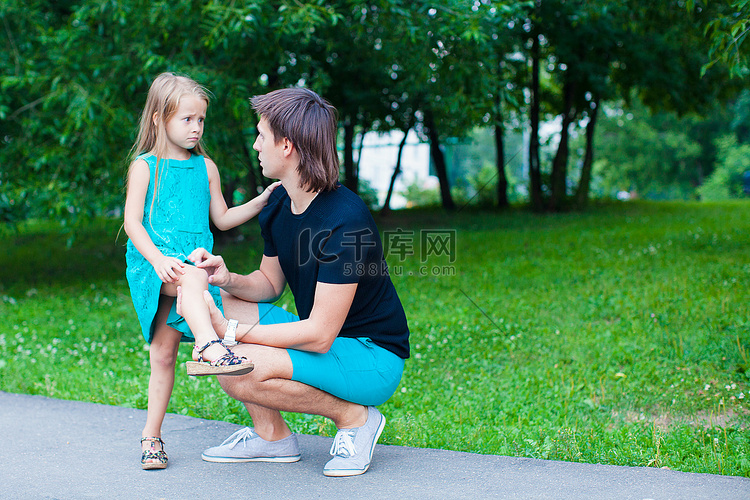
[355,130,435,208]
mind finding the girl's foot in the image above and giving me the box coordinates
[141,437,168,470]
[186,339,254,376]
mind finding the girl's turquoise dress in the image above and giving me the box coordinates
[126,153,223,343]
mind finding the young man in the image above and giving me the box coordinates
[186,87,410,476]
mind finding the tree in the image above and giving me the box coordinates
[587,98,716,199]
[2,0,744,224]
[409,0,524,211]
[294,2,398,193]
[521,0,739,210]
[699,135,750,200]
[541,1,627,210]
[471,1,529,209]
[688,0,750,77]
[0,0,339,227]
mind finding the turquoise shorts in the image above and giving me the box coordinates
[257,302,404,406]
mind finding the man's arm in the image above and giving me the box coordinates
[189,249,286,303]
[238,281,357,353]
[222,255,287,303]
[199,280,357,354]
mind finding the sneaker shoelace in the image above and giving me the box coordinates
[221,427,258,449]
[330,429,357,458]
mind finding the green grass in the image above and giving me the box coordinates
[1,200,749,476]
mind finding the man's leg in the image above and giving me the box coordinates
[219,292,368,438]
[210,292,385,475]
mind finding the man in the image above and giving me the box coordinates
[186,87,410,476]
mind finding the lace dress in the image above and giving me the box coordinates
[126,153,223,343]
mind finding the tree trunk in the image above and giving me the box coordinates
[343,119,357,193]
[529,31,543,212]
[574,97,600,207]
[355,126,368,173]
[550,78,576,211]
[494,88,509,209]
[495,120,509,209]
[424,108,455,211]
[381,126,412,216]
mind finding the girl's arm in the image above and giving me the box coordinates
[123,159,185,283]
[206,158,280,230]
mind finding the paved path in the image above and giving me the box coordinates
[1,391,748,499]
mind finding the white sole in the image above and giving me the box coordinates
[323,466,369,477]
[201,454,301,463]
[323,410,386,477]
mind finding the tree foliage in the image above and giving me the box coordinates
[688,0,750,77]
[0,0,743,224]
[699,135,750,200]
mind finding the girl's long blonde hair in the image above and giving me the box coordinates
[127,72,211,215]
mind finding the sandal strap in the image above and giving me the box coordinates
[142,450,168,460]
[142,449,168,463]
[195,339,224,355]
[208,352,248,367]
[141,437,165,446]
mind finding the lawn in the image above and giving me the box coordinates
[1,200,748,476]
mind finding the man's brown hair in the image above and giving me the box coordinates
[251,88,339,192]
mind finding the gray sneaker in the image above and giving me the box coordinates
[323,406,386,477]
[201,427,301,463]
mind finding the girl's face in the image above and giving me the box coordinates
[163,94,207,158]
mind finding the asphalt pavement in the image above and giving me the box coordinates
[1,391,748,500]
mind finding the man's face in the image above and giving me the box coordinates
[253,117,287,178]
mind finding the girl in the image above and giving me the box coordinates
[123,72,277,470]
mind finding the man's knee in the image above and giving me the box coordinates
[217,346,293,397]
[220,291,260,324]
[217,372,253,398]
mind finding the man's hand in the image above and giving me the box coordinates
[188,248,230,287]
[202,290,230,338]
[187,247,212,265]
[176,287,229,339]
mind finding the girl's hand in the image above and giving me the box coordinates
[154,257,186,283]
[256,181,282,206]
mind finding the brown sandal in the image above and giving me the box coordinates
[141,437,167,470]
[186,340,254,377]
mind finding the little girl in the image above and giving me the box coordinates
[123,72,277,470]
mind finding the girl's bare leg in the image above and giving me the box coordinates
[141,294,182,460]
[161,265,236,363]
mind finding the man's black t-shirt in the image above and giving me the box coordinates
[258,184,410,359]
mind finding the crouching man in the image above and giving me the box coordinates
[186,87,410,476]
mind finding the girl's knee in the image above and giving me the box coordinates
[150,350,178,369]
[179,265,209,288]
[149,339,180,368]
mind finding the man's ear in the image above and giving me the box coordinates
[282,137,295,158]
